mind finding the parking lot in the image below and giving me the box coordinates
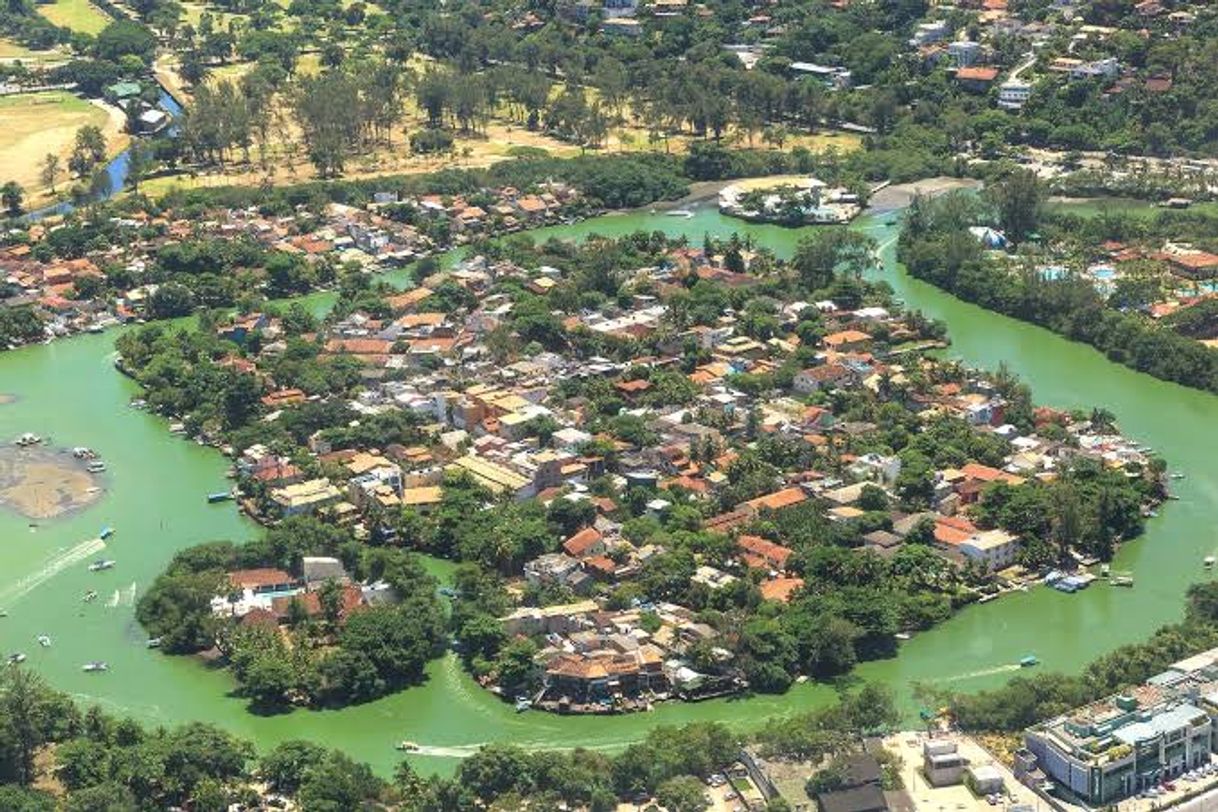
[884,732,1045,812]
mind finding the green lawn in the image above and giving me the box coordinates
[35,0,112,35]
[0,37,66,63]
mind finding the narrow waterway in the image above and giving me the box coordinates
[1,205,1215,776]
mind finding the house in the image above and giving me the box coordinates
[909,19,950,46]
[958,529,1020,571]
[738,535,794,572]
[816,755,889,812]
[956,66,1000,91]
[563,526,606,558]
[821,329,872,352]
[794,364,858,394]
[270,478,343,517]
[998,79,1031,110]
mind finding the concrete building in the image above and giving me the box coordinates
[1025,693,1213,804]
[998,80,1032,110]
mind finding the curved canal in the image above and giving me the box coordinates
[1,206,1216,776]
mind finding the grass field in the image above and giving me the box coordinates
[35,0,111,34]
[0,91,126,205]
[0,37,68,64]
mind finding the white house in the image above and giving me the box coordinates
[959,529,1020,571]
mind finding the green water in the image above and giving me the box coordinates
[2,207,1217,776]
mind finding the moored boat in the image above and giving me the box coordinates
[395,741,419,752]
[99,526,114,539]
[88,559,116,572]
[36,635,50,647]
[1020,655,1039,667]
[82,662,108,673]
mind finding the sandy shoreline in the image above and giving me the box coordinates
[0,445,105,520]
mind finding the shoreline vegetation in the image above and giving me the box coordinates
[898,172,1218,397]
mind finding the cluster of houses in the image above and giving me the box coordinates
[0,182,582,349]
[211,555,393,626]
[199,237,1162,713]
[718,177,862,225]
[973,232,1218,347]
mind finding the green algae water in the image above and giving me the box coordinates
[2,207,1217,776]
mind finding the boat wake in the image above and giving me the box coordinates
[936,663,1022,683]
[0,537,106,605]
[106,581,137,609]
[406,738,641,759]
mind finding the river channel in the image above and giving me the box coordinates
[1,204,1216,776]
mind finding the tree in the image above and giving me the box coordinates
[1,181,23,216]
[655,775,711,812]
[296,752,385,811]
[792,230,874,291]
[40,154,60,193]
[95,19,158,63]
[318,578,343,625]
[260,740,329,794]
[985,169,1043,244]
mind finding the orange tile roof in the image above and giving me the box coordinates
[563,526,604,557]
[760,577,805,603]
[742,487,807,512]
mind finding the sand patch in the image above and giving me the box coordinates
[0,394,15,404]
[0,445,104,520]
[868,177,983,212]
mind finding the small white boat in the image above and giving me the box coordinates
[15,433,41,446]
[8,653,26,665]
[666,209,695,219]
[895,632,912,640]
[395,740,419,752]
[146,637,162,649]
[36,635,50,647]
[88,559,115,572]
[83,590,98,602]
[1206,556,1215,569]
[82,662,108,673]
[86,461,107,473]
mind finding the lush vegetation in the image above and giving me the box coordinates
[936,582,1218,732]
[0,659,901,810]
[899,173,1218,395]
[136,516,447,709]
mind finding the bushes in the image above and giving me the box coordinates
[408,127,454,154]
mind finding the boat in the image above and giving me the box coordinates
[81,662,108,673]
[1111,576,1134,587]
[1172,472,1186,479]
[395,741,420,752]
[86,461,107,473]
[15,433,41,446]
[1020,655,1040,668]
[88,559,116,572]
[514,696,532,712]
[1206,556,1216,569]
[99,526,114,539]
[8,653,26,665]
[83,590,98,602]
[895,632,912,641]
[36,635,50,647]
[207,491,234,504]
[665,208,695,219]
[146,637,162,648]
[72,447,97,459]
[0,610,7,617]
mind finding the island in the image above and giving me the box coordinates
[121,228,1165,715]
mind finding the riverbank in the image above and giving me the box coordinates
[1,204,1217,777]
